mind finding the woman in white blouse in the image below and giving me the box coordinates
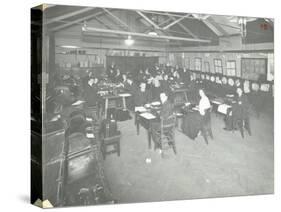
[199,89,211,116]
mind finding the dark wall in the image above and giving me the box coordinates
[106,56,159,76]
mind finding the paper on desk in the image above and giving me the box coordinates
[217,104,231,115]
[140,112,156,120]
[135,106,147,113]
[86,117,93,121]
[72,100,85,106]
[211,100,223,105]
[118,93,131,97]
[151,101,161,106]
[192,106,199,111]
[86,133,95,138]
[185,102,191,106]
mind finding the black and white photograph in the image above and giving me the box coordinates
[30,3,274,208]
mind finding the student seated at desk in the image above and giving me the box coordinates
[224,88,251,135]
[84,78,98,107]
[134,82,152,107]
[181,89,211,140]
[123,77,138,95]
[151,92,174,131]
[151,78,162,101]
[113,69,122,84]
[161,74,171,95]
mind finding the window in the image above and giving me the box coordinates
[214,59,223,74]
[204,61,210,72]
[226,61,236,76]
[195,58,202,71]
[241,58,267,81]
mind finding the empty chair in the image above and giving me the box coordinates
[85,105,100,122]
[66,114,86,136]
[101,132,121,160]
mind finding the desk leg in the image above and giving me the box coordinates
[105,98,108,119]
[184,92,188,102]
[136,114,140,135]
[148,126,152,149]
[122,97,127,110]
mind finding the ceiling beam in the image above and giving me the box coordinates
[164,13,198,38]
[82,26,211,43]
[201,19,224,36]
[94,17,113,29]
[159,17,173,27]
[207,17,229,36]
[49,10,106,32]
[102,8,130,30]
[136,11,161,29]
[162,14,190,30]
[140,10,194,19]
[45,7,94,25]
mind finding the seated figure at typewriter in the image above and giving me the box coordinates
[151,92,174,131]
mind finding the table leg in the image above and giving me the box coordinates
[148,128,152,149]
[184,92,188,102]
[105,98,108,119]
[136,114,140,135]
[122,97,127,110]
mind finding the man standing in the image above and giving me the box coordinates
[232,87,251,137]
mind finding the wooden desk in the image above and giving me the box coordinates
[135,110,158,149]
[101,93,131,119]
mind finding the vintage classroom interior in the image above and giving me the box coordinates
[31,4,274,207]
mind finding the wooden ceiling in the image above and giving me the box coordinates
[43,4,273,48]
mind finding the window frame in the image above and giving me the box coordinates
[195,57,202,71]
[214,58,223,74]
[226,60,237,76]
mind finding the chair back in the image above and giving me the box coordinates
[67,132,91,155]
[70,110,86,119]
[161,115,176,132]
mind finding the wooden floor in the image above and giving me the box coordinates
[102,110,274,203]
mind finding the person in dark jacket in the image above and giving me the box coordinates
[230,87,251,137]
[134,82,152,107]
[151,92,174,131]
[84,78,98,107]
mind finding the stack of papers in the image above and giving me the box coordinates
[217,104,232,115]
[119,93,131,97]
[72,100,85,106]
[151,101,161,106]
[135,106,147,113]
[86,117,93,122]
[139,112,156,120]
[211,100,223,105]
[192,106,199,111]
[86,133,95,138]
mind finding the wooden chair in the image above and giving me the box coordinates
[201,107,214,145]
[85,105,100,122]
[66,114,86,136]
[152,115,177,156]
[101,132,121,160]
[234,117,251,138]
